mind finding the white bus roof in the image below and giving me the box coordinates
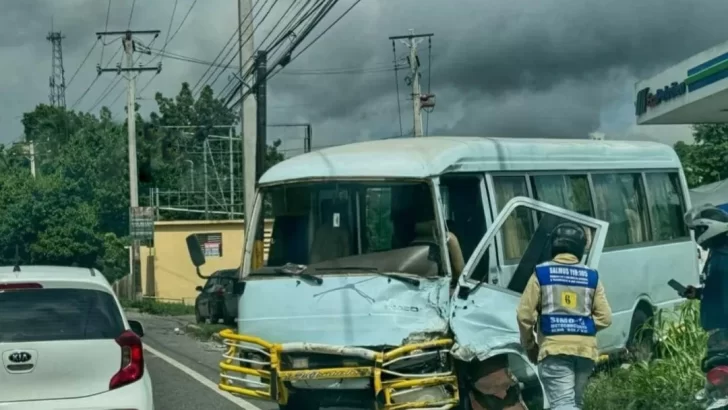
[260,136,682,185]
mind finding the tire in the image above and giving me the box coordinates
[279,393,319,410]
[194,305,205,324]
[627,307,655,362]
[222,304,235,326]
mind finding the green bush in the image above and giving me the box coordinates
[584,301,707,410]
[121,298,195,316]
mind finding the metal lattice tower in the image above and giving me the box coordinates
[46,31,66,108]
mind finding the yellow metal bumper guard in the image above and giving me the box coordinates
[218,329,460,409]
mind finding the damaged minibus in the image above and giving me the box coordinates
[187,136,697,409]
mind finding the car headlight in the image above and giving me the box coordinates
[291,357,309,369]
[391,385,451,404]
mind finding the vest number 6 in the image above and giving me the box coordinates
[561,291,578,309]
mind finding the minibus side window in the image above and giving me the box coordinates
[644,172,688,241]
[531,174,593,217]
[492,176,534,263]
[591,173,650,248]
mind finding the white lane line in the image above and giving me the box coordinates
[143,344,263,410]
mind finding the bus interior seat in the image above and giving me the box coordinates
[310,220,352,264]
[268,214,310,266]
[410,220,465,281]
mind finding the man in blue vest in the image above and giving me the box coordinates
[517,222,612,410]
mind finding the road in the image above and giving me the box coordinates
[129,312,277,410]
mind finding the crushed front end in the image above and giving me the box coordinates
[218,329,459,409]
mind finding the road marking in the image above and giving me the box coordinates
[143,344,263,410]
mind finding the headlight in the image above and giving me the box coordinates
[391,385,450,403]
[291,357,309,369]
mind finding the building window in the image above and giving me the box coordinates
[196,233,223,257]
[591,173,650,248]
[492,176,534,262]
[531,174,593,217]
[645,172,688,241]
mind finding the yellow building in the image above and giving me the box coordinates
[137,219,272,305]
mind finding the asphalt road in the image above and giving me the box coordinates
[128,312,277,410]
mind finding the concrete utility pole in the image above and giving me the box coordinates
[389,30,434,137]
[97,29,161,301]
[238,0,257,231]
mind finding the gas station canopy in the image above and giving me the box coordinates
[636,40,728,125]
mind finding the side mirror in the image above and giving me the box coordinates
[195,285,203,292]
[186,235,206,267]
[128,319,145,337]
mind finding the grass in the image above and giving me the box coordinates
[121,298,195,316]
[583,301,707,410]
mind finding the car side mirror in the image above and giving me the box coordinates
[128,319,145,337]
[186,234,206,268]
[195,285,203,292]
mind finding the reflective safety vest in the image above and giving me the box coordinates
[535,261,598,337]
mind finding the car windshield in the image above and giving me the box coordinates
[250,180,441,277]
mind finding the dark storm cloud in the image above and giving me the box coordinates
[266,0,728,144]
[1,0,724,146]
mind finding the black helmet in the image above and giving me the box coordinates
[551,222,587,260]
[684,204,728,250]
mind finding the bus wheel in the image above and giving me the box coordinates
[627,307,655,362]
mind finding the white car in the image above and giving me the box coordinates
[0,265,154,409]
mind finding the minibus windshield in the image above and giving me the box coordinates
[250,180,442,277]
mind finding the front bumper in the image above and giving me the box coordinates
[217,329,459,409]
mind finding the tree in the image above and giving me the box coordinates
[0,81,286,279]
[674,124,728,188]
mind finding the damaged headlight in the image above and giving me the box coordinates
[291,357,309,369]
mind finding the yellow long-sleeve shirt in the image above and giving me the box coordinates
[516,253,613,362]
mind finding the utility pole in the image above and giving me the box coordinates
[47,31,67,108]
[97,29,161,301]
[238,0,257,232]
[389,30,434,137]
[203,139,209,219]
[29,142,36,178]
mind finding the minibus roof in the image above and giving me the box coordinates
[259,136,682,185]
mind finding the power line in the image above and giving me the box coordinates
[71,44,123,110]
[137,0,195,97]
[128,0,137,28]
[225,0,343,107]
[100,0,112,63]
[190,0,262,94]
[85,45,126,111]
[195,0,277,95]
[267,0,363,84]
[220,0,332,104]
[67,39,100,87]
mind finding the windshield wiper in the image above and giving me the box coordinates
[274,263,323,285]
[314,267,420,287]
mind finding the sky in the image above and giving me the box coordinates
[4,0,728,155]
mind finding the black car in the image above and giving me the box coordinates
[194,269,238,325]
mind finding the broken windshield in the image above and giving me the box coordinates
[249,180,442,277]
